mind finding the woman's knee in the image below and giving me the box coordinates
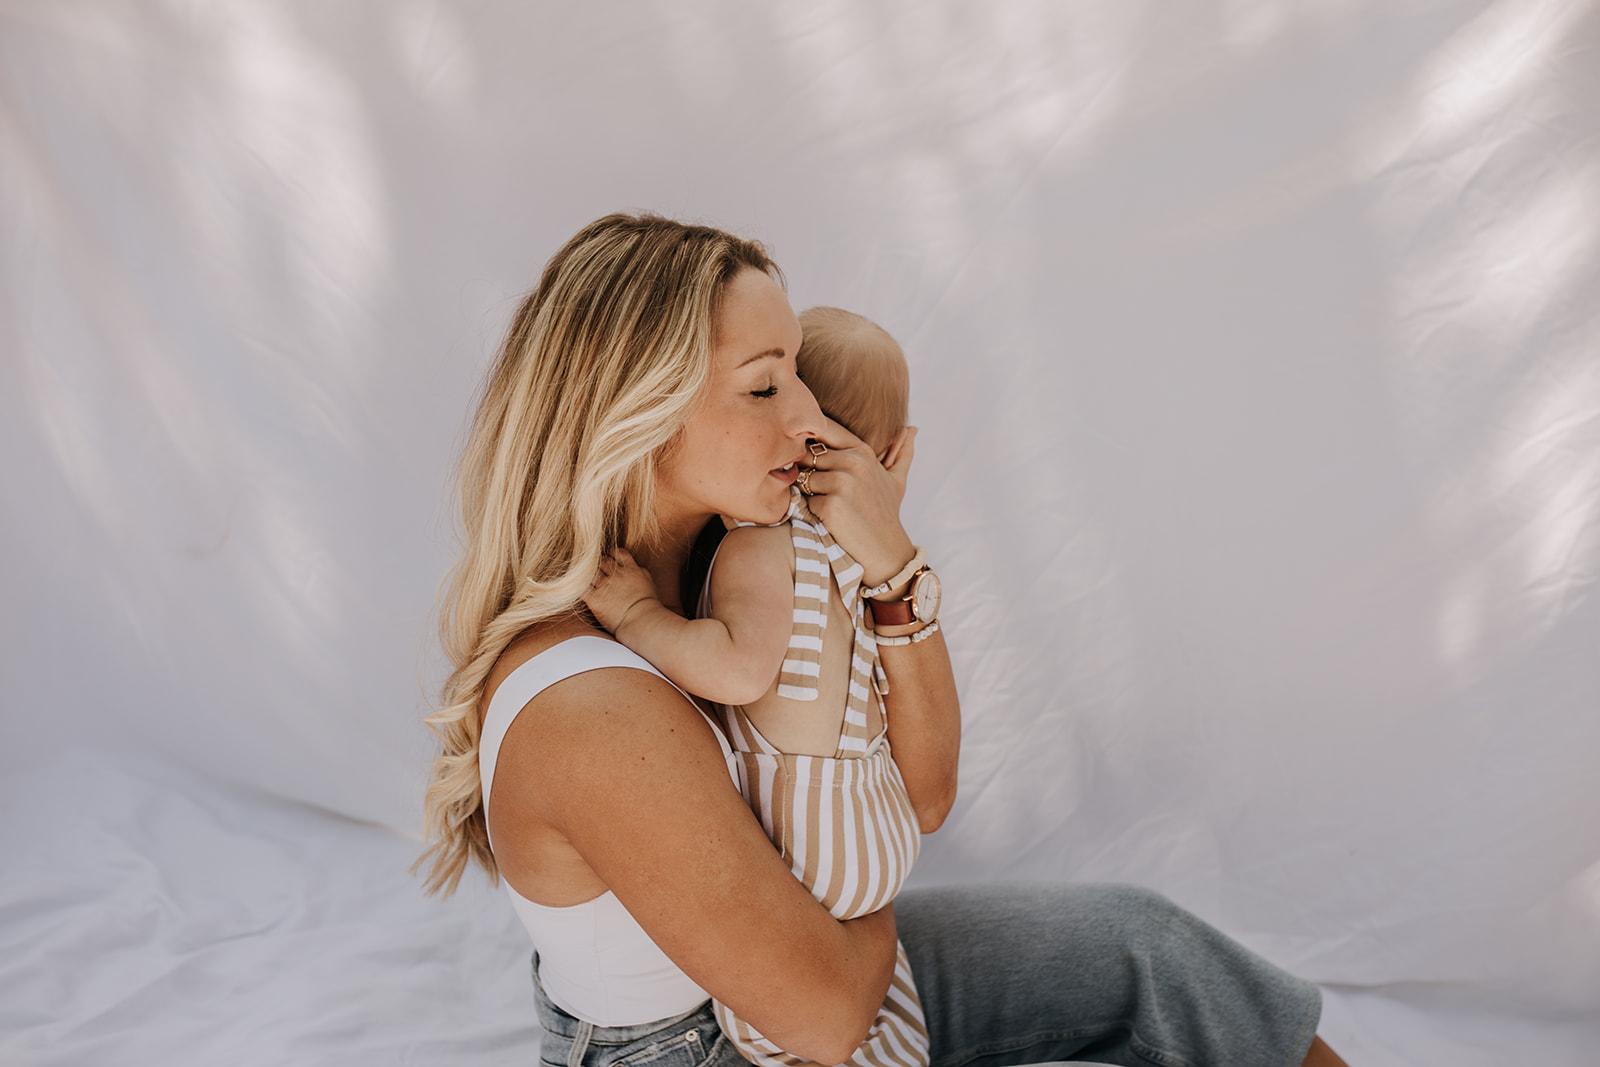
[1075,882,1206,959]
[898,881,1206,971]
[1092,881,1183,922]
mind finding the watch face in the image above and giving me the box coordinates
[912,569,941,623]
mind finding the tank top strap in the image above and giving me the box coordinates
[480,635,737,814]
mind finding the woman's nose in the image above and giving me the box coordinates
[788,378,825,439]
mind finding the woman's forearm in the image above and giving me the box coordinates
[782,905,900,1064]
[879,628,960,832]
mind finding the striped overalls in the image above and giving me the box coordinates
[707,493,928,1067]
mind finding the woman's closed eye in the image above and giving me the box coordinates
[750,384,779,398]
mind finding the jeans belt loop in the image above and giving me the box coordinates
[567,1019,594,1067]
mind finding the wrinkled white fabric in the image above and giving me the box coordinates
[2,2,1597,1065]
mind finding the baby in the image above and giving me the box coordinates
[584,307,933,1067]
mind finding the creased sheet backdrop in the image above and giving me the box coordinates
[3,2,1598,1064]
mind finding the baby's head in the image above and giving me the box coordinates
[796,307,909,461]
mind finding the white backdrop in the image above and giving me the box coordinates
[3,2,1598,1064]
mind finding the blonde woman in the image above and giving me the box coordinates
[420,213,1347,1067]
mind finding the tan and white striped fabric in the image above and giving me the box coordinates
[706,491,929,1067]
[771,497,891,758]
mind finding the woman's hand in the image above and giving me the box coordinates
[799,421,919,586]
[802,423,960,831]
[584,548,660,634]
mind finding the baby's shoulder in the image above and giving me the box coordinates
[714,523,795,582]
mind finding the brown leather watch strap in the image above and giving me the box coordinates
[869,596,916,627]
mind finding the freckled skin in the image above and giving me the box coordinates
[654,270,824,540]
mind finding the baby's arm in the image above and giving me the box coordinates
[583,527,794,706]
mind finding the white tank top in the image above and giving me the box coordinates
[478,635,740,1027]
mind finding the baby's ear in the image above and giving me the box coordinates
[882,426,915,470]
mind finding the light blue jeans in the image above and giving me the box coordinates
[533,883,1322,1067]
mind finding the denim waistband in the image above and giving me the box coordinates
[531,953,714,1045]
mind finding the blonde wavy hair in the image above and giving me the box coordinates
[418,213,777,896]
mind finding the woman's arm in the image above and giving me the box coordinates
[489,657,898,1064]
[584,527,794,706]
[801,423,961,831]
[879,628,960,831]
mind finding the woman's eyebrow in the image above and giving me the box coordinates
[737,348,786,368]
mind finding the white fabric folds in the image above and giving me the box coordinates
[3,3,1598,1065]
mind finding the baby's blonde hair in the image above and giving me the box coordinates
[418,213,777,896]
[796,307,909,457]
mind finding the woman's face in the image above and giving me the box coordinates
[657,268,823,528]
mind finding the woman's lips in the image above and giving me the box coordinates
[771,460,799,485]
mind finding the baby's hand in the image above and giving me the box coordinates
[584,548,659,635]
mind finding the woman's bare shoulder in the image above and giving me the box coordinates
[480,613,609,722]
[483,611,726,903]
[486,613,727,797]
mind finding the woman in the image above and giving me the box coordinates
[419,213,1347,1067]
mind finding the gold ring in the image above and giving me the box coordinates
[807,440,828,458]
[796,467,813,495]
